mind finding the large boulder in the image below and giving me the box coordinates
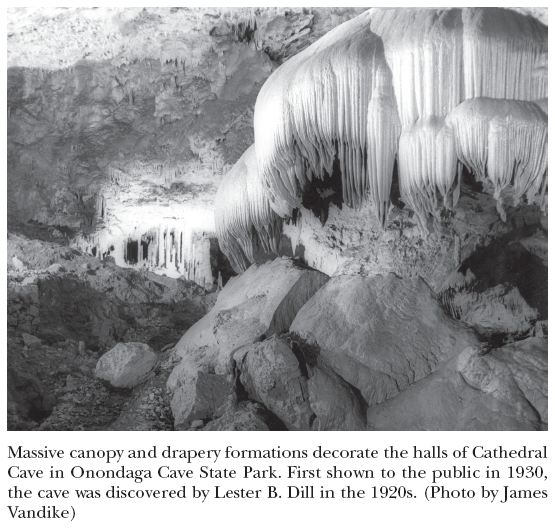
[167,258,328,430]
[235,337,314,430]
[95,342,158,389]
[290,274,480,406]
[172,258,329,373]
[367,338,548,430]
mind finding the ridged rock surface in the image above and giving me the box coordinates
[290,274,480,406]
[367,338,548,430]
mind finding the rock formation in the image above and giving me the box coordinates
[7,7,548,431]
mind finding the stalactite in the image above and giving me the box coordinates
[214,144,283,272]
[398,116,459,234]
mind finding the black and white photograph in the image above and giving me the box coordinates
[6,5,548,434]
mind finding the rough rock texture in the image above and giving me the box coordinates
[95,342,159,388]
[8,365,56,430]
[308,364,366,431]
[167,258,327,429]
[440,235,547,340]
[291,274,480,406]
[172,257,329,373]
[235,337,314,430]
[283,178,547,292]
[22,333,42,348]
[169,367,235,430]
[367,338,548,431]
[203,400,286,431]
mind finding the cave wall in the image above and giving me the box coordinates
[7,7,366,281]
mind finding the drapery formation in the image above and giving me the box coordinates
[214,144,282,272]
[216,7,547,268]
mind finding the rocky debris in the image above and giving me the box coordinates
[95,342,159,389]
[367,338,548,431]
[7,281,40,334]
[22,333,42,349]
[291,274,480,406]
[8,365,55,430]
[8,329,179,431]
[308,363,366,431]
[173,257,329,374]
[236,337,315,430]
[7,232,214,349]
[12,256,27,270]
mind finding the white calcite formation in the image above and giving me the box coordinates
[215,7,548,268]
[214,145,282,272]
[446,98,548,220]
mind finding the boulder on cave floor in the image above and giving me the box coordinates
[232,336,366,431]
[172,257,329,375]
[95,342,159,389]
[367,337,548,431]
[290,273,480,407]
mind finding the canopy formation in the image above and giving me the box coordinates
[216,7,548,268]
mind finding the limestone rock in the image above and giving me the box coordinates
[367,338,548,430]
[22,333,42,349]
[173,258,328,374]
[308,364,366,431]
[237,337,314,430]
[169,363,234,430]
[290,274,480,406]
[95,342,158,389]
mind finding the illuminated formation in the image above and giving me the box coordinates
[446,98,548,220]
[216,7,547,267]
[214,144,282,272]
